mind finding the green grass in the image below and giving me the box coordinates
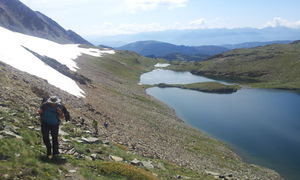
[168,42,300,90]
[92,51,164,83]
[93,161,159,180]
[157,82,241,93]
[0,100,209,180]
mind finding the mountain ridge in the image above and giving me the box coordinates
[0,0,91,45]
[118,40,229,61]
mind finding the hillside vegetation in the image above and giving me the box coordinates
[0,49,282,179]
[157,82,241,94]
[169,41,300,91]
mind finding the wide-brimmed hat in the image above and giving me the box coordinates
[47,96,61,104]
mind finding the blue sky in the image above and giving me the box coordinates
[20,0,300,37]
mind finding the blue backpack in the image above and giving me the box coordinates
[41,104,60,125]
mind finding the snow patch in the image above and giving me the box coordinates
[0,27,115,97]
[154,63,170,68]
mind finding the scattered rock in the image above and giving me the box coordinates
[156,162,166,170]
[109,155,123,162]
[176,175,182,179]
[68,169,77,173]
[81,137,100,144]
[103,139,110,145]
[205,171,235,180]
[84,130,92,134]
[65,174,72,177]
[205,171,220,177]
[64,148,76,155]
[74,139,84,143]
[130,158,154,168]
[85,156,93,161]
[61,137,70,142]
[90,153,97,160]
[0,130,22,139]
[141,160,154,169]
[15,153,20,158]
[130,158,143,166]
[59,129,69,136]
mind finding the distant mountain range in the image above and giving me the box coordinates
[0,0,91,45]
[117,40,293,61]
[91,27,300,47]
[223,40,291,49]
[117,40,229,61]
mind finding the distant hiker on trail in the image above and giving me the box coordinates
[38,96,69,159]
[104,121,109,129]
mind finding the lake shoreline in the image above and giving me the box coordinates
[141,68,300,180]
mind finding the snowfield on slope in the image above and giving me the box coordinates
[0,27,115,97]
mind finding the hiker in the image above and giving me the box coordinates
[104,121,109,129]
[38,96,67,158]
[41,96,70,122]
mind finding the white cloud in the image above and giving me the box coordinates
[86,22,167,36]
[189,18,207,29]
[265,17,300,28]
[126,0,188,12]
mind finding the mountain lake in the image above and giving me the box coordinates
[140,69,300,180]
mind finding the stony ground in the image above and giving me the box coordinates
[0,50,283,180]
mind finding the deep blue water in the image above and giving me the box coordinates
[141,70,300,180]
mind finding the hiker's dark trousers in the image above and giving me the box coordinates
[41,123,59,156]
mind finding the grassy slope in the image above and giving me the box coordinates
[0,49,282,180]
[77,51,282,179]
[169,42,300,91]
[0,60,212,180]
